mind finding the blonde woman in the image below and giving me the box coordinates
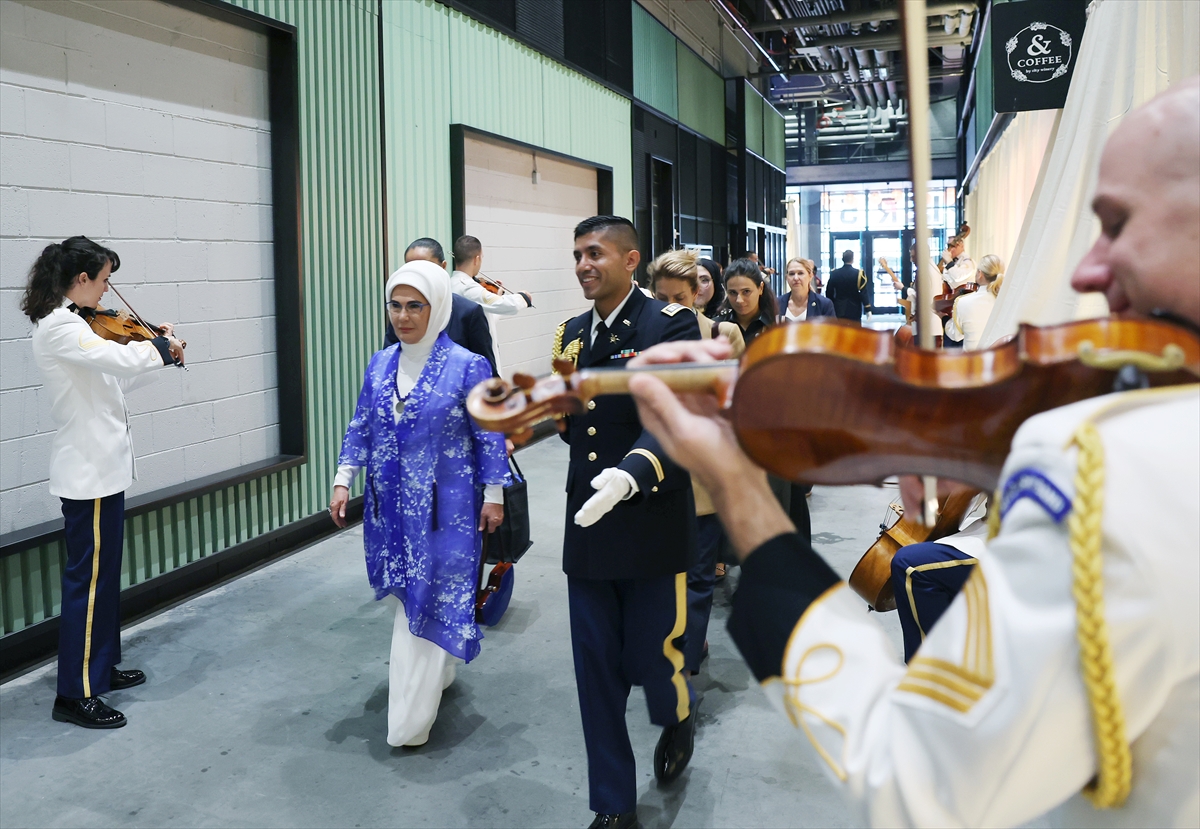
[945,254,1004,350]
[647,249,743,677]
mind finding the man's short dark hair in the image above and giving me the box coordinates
[405,237,445,263]
[573,215,639,253]
[842,250,854,264]
[452,235,482,266]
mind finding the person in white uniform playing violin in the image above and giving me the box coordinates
[22,236,184,730]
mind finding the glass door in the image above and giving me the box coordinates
[865,231,902,312]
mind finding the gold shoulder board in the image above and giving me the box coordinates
[661,303,687,316]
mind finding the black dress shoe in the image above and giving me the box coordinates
[110,667,146,690]
[587,813,639,829]
[52,696,126,729]
[654,695,700,784]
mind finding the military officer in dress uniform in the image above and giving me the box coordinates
[624,79,1200,827]
[555,216,701,829]
[21,236,185,729]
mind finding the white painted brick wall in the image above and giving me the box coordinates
[0,0,278,535]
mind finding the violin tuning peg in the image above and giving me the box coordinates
[552,359,576,377]
[512,373,537,391]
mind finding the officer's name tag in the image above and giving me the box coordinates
[1000,469,1071,523]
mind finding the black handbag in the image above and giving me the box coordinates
[485,455,532,564]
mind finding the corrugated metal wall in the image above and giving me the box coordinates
[763,105,786,170]
[631,2,678,122]
[744,81,764,156]
[676,45,724,145]
[381,0,633,273]
[1,0,383,636]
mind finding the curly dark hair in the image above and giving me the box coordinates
[20,236,120,322]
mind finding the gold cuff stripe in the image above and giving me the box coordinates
[82,498,102,698]
[898,566,993,713]
[663,572,690,722]
[625,448,664,483]
[895,679,972,713]
[903,557,979,641]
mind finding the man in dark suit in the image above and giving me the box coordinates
[554,216,701,829]
[826,249,871,323]
[383,238,498,375]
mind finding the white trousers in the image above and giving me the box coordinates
[386,597,457,747]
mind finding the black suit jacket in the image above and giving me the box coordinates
[826,264,871,321]
[556,289,701,580]
[384,293,498,376]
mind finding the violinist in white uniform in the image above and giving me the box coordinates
[945,254,1004,350]
[450,235,532,376]
[624,78,1200,827]
[21,236,184,729]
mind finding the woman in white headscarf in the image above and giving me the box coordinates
[329,259,509,747]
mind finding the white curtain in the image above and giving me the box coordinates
[963,109,1059,273]
[980,0,1200,346]
[785,197,801,263]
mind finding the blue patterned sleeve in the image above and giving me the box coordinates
[337,358,376,467]
[464,354,511,487]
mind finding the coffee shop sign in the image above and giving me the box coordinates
[1006,22,1072,84]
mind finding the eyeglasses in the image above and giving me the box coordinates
[385,300,430,315]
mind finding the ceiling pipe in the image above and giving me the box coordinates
[958,10,973,37]
[749,1,977,33]
[800,27,973,50]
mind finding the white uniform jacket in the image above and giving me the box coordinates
[945,289,996,350]
[939,254,977,291]
[449,270,530,316]
[32,301,173,500]
[730,385,1200,827]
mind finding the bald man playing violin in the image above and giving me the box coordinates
[625,80,1200,828]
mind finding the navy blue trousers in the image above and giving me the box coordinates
[683,514,723,673]
[568,573,693,814]
[891,542,977,663]
[57,493,125,699]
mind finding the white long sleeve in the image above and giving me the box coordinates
[451,271,529,316]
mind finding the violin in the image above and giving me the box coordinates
[474,273,532,306]
[466,315,1200,491]
[79,282,186,365]
[475,272,508,295]
[83,306,164,344]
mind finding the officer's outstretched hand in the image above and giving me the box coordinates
[574,467,632,527]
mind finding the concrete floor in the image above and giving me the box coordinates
[0,437,904,829]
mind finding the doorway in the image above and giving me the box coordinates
[650,157,675,257]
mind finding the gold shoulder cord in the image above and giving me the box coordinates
[551,322,565,361]
[1068,421,1132,809]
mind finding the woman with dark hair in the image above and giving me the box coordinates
[695,257,725,318]
[22,236,184,730]
[715,257,778,347]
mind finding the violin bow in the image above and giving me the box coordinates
[107,282,188,370]
[900,1,941,524]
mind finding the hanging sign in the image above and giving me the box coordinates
[991,0,1088,113]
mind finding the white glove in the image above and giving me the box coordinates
[574,467,636,527]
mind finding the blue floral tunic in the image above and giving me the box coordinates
[338,333,509,662]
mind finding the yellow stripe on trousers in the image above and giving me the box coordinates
[662,572,690,722]
[82,498,102,698]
